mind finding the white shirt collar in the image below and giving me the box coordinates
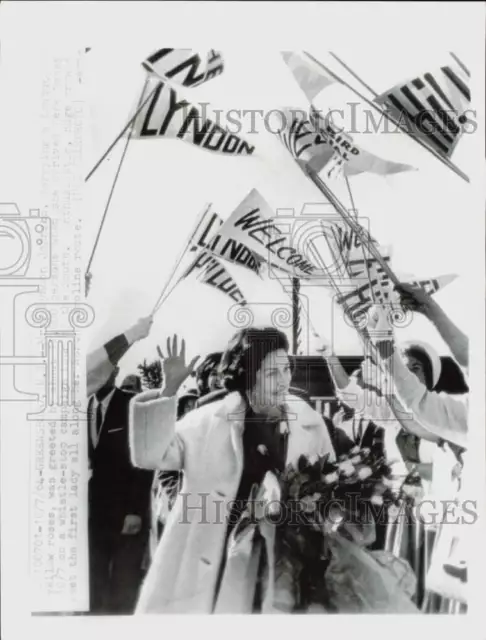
[93,387,116,413]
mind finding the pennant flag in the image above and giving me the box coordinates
[181,250,247,305]
[345,245,393,276]
[336,279,389,320]
[274,107,350,178]
[273,106,415,179]
[401,273,458,296]
[336,268,459,320]
[310,107,416,177]
[189,205,263,277]
[143,48,224,87]
[281,51,336,102]
[322,220,379,269]
[129,77,256,156]
[375,63,471,160]
[214,189,320,280]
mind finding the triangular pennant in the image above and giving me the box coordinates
[181,250,247,306]
[143,48,224,87]
[189,205,263,277]
[128,77,256,156]
[375,63,471,160]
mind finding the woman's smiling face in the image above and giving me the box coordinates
[249,348,291,412]
[403,353,427,386]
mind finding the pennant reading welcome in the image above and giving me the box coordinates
[217,189,319,280]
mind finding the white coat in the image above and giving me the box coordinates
[129,389,335,613]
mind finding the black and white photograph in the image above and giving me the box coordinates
[0,1,485,636]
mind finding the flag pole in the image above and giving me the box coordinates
[305,167,401,287]
[151,204,212,315]
[449,52,470,77]
[328,52,378,98]
[85,75,152,296]
[304,52,469,184]
[343,174,378,305]
[85,77,160,183]
[291,277,301,355]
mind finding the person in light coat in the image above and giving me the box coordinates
[129,328,335,614]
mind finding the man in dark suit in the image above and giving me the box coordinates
[88,369,153,614]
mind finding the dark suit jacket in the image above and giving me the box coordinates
[88,388,153,533]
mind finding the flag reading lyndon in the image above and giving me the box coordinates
[130,77,256,156]
[191,206,263,276]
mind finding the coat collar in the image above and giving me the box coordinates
[214,391,315,468]
[213,391,303,433]
[214,391,247,428]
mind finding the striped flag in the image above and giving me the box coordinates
[375,63,471,159]
[143,48,224,87]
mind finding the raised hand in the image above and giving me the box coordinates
[315,334,334,357]
[126,315,154,345]
[157,335,200,397]
[395,283,433,316]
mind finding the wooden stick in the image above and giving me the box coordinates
[449,52,470,78]
[85,76,151,294]
[85,77,160,183]
[151,203,212,315]
[329,52,379,98]
[306,167,401,286]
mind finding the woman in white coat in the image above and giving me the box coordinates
[129,327,335,614]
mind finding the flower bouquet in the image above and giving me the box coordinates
[218,446,419,614]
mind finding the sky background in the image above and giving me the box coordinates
[0,1,484,632]
[84,43,478,383]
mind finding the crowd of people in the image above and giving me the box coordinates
[85,283,469,615]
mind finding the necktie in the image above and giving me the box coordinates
[95,400,103,441]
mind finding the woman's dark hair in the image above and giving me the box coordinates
[220,327,290,394]
[403,346,434,390]
[193,352,223,396]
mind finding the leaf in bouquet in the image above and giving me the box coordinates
[318,453,330,471]
[297,455,310,473]
[309,459,324,482]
